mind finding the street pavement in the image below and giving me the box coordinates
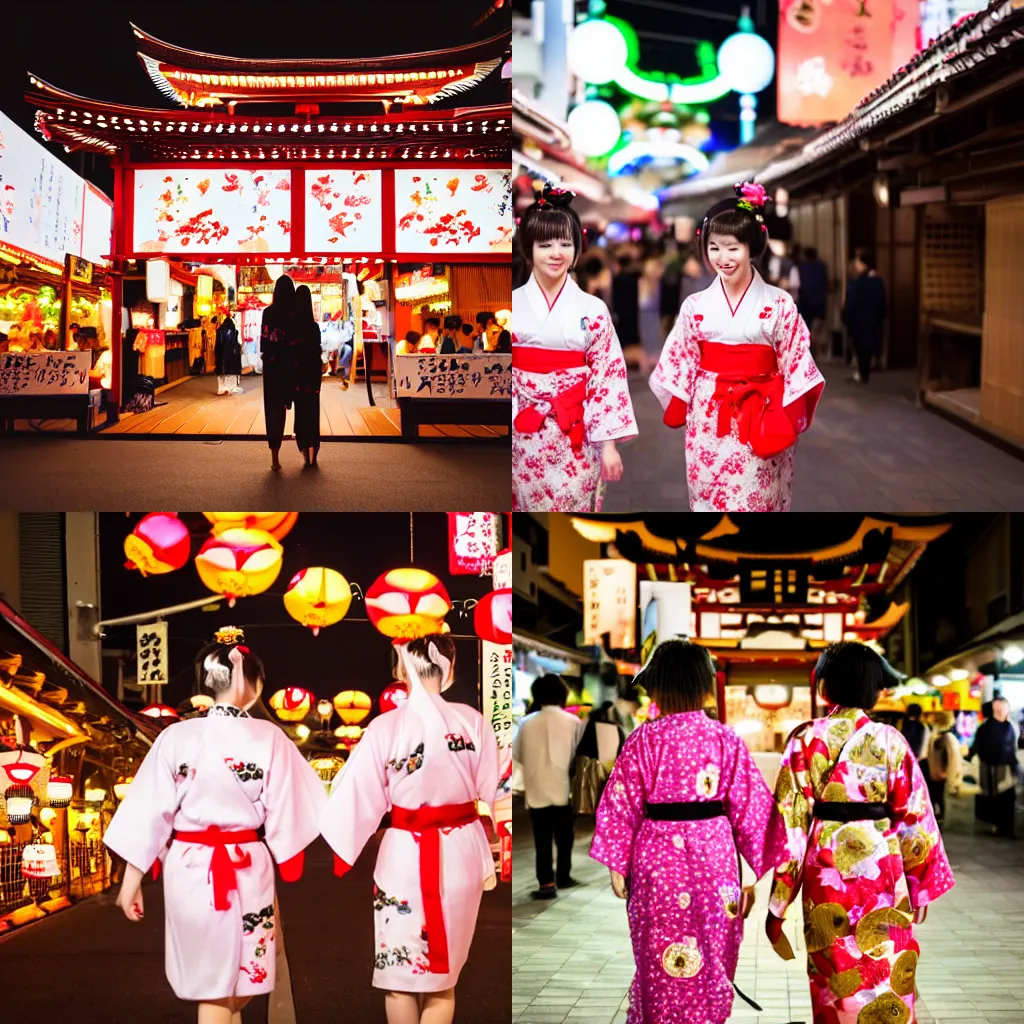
[512,791,1024,1024]
[2,835,510,1023]
[604,369,1024,512]
[0,437,510,511]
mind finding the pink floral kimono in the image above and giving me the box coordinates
[512,273,638,511]
[650,269,824,511]
[768,708,955,1024]
[591,711,780,1024]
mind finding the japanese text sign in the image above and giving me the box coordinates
[394,353,511,400]
[0,352,90,395]
[583,559,637,650]
[448,512,499,575]
[483,640,513,752]
[136,621,168,686]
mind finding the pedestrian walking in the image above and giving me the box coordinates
[900,702,931,776]
[320,634,499,1024]
[649,181,825,512]
[926,710,963,823]
[613,681,643,738]
[842,247,887,383]
[292,285,322,469]
[638,248,665,373]
[570,701,624,815]
[512,672,585,899]
[591,640,776,1024]
[214,313,243,395]
[796,246,830,356]
[103,643,326,1024]
[969,696,1018,838]
[612,252,641,349]
[766,642,955,1024]
[260,274,299,472]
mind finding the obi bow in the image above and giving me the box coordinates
[712,373,796,459]
[513,380,587,451]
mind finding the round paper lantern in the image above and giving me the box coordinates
[124,513,191,576]
[332,690,372,725]
[365,568,452,640]
[379,682,409,714]
[283,567,353,636]
[269,687,314,723]
[46,775,73,808]
[4,784,35,824]
[567,18,629,85]
[716,31,775,95]
[22,843,60,879]
[334,725,363,750]
[195,528,283,606]
[203,513,298,540]
[567,100,622,158]
[140,704,179,720]
[113,776,134,801]
[474,588,512,645]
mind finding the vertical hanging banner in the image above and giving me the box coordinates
[583,559,638,649]
[483,637,513,882]
[492,548,512,591]
[448,512,498,575]
[136,621,168,685]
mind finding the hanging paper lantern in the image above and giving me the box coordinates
[379,682,409,714]
[334,725,363,750]
[752,684,792,711]
[46,774,73,808]
[195,528,284,606]
[113,776,134,801]
[0,745,46,791]
[203,513,299,540]
[365,568,452,640]
[4,784,35,824]
[332,690,372,725]
[316,699,333,718]
[474,588,512,645]
[269,687,314,723]
[124,513,191,576]
[141,704,179,720]
[22,843,60,879]
[283,567,353,636]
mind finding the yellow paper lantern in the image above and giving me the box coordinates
[203,513,298,540]
[333,725,363,750]
[332,690,372,725]
[365,568,452,640]
[269,687,314,723]
[283,567,353,636]
[195,528,283,606]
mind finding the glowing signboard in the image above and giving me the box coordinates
[304,169,382,252]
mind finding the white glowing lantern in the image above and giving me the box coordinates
[113,776,134,801]
[46,775,74,808]
[567,100,622,158]
[295,723,311,740]
[716,31,776,95]
[4,785,34,824]
[567,19,629,85]
[1002,644,1024,666]
[146,258,170,303]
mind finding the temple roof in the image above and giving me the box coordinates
[131,23,509,109]
[27,75,509,162]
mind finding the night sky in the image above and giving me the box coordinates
[1,1,510,195]
[98,513,505,720]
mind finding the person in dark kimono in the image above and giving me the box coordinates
[214,314,243,395]
[842,247,887,384]
[292,286,322,469]
[968,697,1018,838]
[439,315,461,354]
[260,275,298,472]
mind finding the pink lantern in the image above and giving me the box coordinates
[379,682,409,714]
[124,513,191,576]
[474,588,512,645]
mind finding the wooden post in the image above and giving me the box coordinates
[58,254,73,350]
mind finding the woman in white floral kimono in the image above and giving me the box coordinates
[513,186,638,511]
[650,182,824,511]
[320,633,499,1024]
[104,645,326,1024]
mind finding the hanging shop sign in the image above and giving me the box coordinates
[395,265,450,304]
[0,351,90,395]
[136,620,168,686]
[304,169,382,253]
[639,581,692,664]
[584,559,638,650]
[448,512,499,575]
[394,353,511,400]
[492,548,512,591]
[394,169,512,254]
[482,640,513,750]
[69,255,94,285]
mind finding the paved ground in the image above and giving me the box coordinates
[604,368,1024,512]
[0,436,510,510]
[512,787,1024,1023]
[1,836,510,1023]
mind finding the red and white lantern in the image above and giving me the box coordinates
[379,682,409,714]
[474,588,512,645]
[46,774,74,808]
[365,568,452,640]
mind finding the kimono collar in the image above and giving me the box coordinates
[524,271,579,323]
[827,706,871,730]
[209,703,250,719]
[716,266,764,318]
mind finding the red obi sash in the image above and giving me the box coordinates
[390,801,480,975]
[172,827,262,911]
[512,347,587,451]
[699,342,796,459]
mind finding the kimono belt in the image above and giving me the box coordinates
[699,342,796,459]
[813,802,892,822]
[391,801,480,975]
[512,347,587,451]
[172,827,263,911]
[644,800,725,820]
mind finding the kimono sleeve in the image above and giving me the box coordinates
[723,734,781,878]
[773,292,824,433]
[589,731,644,877]
[319,720,389,869]
[649,297,700,415]
[584,304,639,444]
[102,727,179,872]
[887,729,955,909]
[767,727,814,919]
[263,726,328,865]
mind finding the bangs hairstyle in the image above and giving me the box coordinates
[197,644,265,696]
[518,205,584,266]
[706,207,764,254]
[637,639,714,716]
[815,641,886,710]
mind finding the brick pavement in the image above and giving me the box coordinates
[603,369,1024,512]
[512,791,1024,1023]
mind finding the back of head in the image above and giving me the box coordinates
[443,315,461,332]
[197,643,264,698]
[460,323,474,338]
[637,639,714,716]
[531,673,568,709]
[396,632,456,686]
[496,330,512,351]
[405,330,422,344]
[425,317,441,332]
[815,641,885,710]
[476,311,495,328]
[294,284,315,324]
[932,710,955,731]
[805,246,819,261]
[905,702,922,720]
[854,246,876,271]
[271,274,296,315]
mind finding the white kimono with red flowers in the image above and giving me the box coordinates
[650,270,824,512]
[513,273,638,511]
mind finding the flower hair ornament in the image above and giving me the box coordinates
[533,184,577,211]
[695,179,771,262]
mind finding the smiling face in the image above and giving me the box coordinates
[706,233,751,281]
[532,235,575,280]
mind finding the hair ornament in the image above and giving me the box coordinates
[541,184,577,208]
[734,181,769,211]
[236,645,249,655]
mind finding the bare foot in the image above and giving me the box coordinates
[271,451,282,472]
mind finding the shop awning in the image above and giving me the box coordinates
[513,629,594,665]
